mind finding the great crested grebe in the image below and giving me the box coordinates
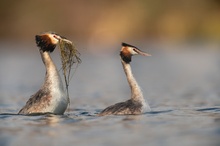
[18,32,68,115]
[99,43,151,116]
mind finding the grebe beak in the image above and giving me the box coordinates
[135,49,151,56]
[53,35,62,40]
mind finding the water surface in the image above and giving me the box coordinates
[0,44,220,146]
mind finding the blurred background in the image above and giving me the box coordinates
[0,0,220,51]
[0,0,220,106]
[0,1,220,146]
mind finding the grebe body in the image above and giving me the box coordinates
[18,32,68,115]
[99,43,151,116]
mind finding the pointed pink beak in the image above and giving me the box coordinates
[135,49,151,56]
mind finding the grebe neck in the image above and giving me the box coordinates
[40,51,63,89]
[121,60,145,102]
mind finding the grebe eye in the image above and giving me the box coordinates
[53,35,59,40]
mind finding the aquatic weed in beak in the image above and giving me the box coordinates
[58,38,81,103]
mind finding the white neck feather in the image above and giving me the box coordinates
[121,59,151,111]
[39,51,69,113]
[40,51,64,91]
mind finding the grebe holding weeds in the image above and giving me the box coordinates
[99,43,151,116]
[18,32,69,115]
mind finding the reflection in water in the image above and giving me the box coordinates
[39,114,61,126]
[122,115,142,121]
[148,109,173,115]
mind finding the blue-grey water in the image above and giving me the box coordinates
[0,43,220,146]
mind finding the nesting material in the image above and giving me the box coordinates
[58,38,81,101]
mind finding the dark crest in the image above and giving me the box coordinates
[35,35,56,52]
[49,32,66,39]
[122,42,138,49]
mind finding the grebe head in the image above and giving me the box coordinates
[35,32,63,52]
[120,42,151,63]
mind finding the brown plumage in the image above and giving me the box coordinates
[35,32,61,52]
[99,99,142,116]
[18,88,52,115]
[120,47,132,63]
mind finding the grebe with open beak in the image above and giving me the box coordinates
[18,32,68,115]
[99,43,151,116]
